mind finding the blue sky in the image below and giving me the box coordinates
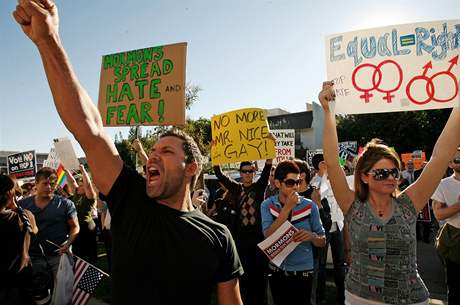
[1,0,458,157]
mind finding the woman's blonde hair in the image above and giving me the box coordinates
[354,139,401,202]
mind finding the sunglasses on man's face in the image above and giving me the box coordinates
[240,169,255,174]
[369,168,400,181]
[282,179,301,187]
[453,157,460,164]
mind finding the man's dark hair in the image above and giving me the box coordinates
[0,174,14,208]
[294,159,311,182]
[239,161,254,171]
[311,153,324,171]
[274,160,300,181]
[35,167,57,183]
[160,128,203,189]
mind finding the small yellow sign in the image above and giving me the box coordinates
[211,108,276,165]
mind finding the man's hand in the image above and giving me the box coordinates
[58,242,71,255]
[293,229,317,242]
[191,189,207,208]
[13,0,59,45]
[265,132,277,143]
[311,188,322,208]
[285,191,299,211]
[318,81,335,113]
[344,249,352,267]
[132,138,143,153]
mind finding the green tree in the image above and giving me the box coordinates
[336,108,451,156]
[114,131,136,169]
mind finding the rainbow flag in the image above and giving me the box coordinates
[56,163,67,187]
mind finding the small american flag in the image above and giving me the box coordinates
[72,256,105,305]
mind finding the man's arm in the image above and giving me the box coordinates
[293,202,326,247]
[132,138,148,166]
[216,278,243,305]
[213,165,240,193]
[263,192,299,237]
[255,160,272,189]
[59,216,79,255]
[432,200,460,221]
[14,0,122,195]
[80,164,96,199]
[254,133,275,189]
[64,169,78,195]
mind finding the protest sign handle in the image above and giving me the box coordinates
[134,125,140,169]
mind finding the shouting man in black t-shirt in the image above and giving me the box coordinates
[13,1,244,304]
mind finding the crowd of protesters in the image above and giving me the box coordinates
[4,1,460,305]
[0,163,110,305]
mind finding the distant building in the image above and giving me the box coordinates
[266,108,291,116]
[266,102,324,160]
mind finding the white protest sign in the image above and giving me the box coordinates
[339,141,358,164]
[53,137,80,170]
[257,221,300,267]
[326,20,460,114]
[306,149,323,168]
[272,129,295,164]
[43,148,60,169]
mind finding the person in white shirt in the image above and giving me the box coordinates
[431,148,460,305]
[311,153,346,305]
[401,159,416,186]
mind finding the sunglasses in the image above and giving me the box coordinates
[453,157,460,164]
[369,168,400,181]
[240,169,255,174]
[282,179,301,187]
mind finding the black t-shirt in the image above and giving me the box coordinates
[0,210,23,283]
[100,165,243,305]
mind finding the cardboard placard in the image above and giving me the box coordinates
[53,138,80,171]
[326,20,460,114]
[98,42,187,126]
[211,108,276,165]
[257,221,300,267]
[339,141,358,165]
[306,149,323,167]
[400,151,426,170]
[43,148,60,169]
[7,150,37,179]
[272,129,295,164]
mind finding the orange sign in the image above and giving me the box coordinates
[400,151,426,170]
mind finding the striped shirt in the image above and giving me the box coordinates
[345,193,429,304]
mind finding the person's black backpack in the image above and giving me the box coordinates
[319,198,332,233]
[300,187,332,233]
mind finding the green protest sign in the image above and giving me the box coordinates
[98,42,187,126]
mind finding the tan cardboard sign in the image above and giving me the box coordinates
[98,42,187,126]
